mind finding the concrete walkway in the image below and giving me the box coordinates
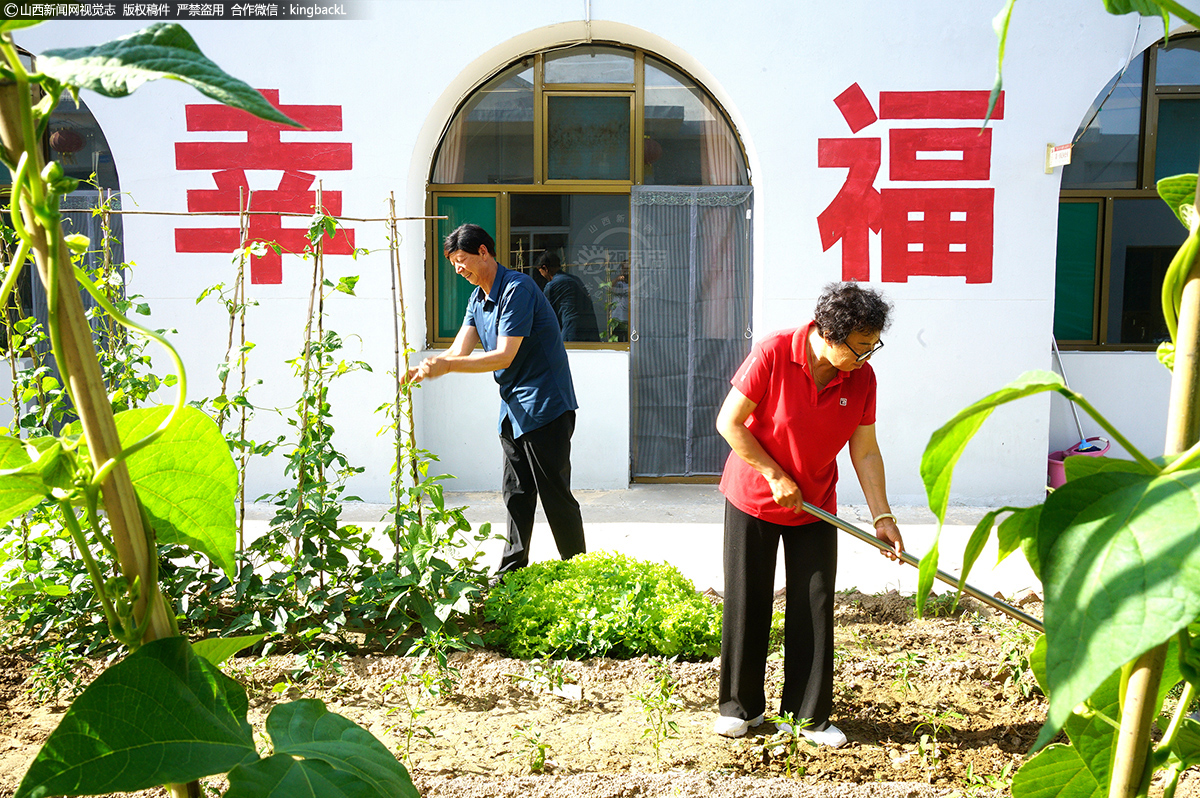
[271,484,1041,599]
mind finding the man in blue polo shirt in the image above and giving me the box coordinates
[409,224,587,574]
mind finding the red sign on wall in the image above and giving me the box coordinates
[175,89,354,284]
[818,83,1003,284]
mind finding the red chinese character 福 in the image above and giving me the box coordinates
[817,84,1003,283]
[175,89,355,284]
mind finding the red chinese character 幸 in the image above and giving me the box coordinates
[175,89,354,284]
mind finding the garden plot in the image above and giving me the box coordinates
[4,590,1195,798]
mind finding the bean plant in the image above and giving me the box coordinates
[922,6,1200,798]
[0,22,416,798]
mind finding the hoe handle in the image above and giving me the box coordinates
[801,502,1044,633]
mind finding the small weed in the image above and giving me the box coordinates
[924,592,960,618]
[512,721,552,773]
[763,712,814,778]
[382,669,444,763]
[767,610,786,661]
[913,707,963,777]
[27,642,87,703]
[511,656,569,694]
[290,644,346,686]
[892,650,926,695]
[635,656,681,762]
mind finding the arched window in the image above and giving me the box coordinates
[427,44,749,345]
[1055,35,1200,348]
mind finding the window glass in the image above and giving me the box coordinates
[1155,98,1200,181]
[508,194,630,342]
[1156,37,1200,87]
[1107,198,1186,345]
[1053,202,1099,341]
[432,62,534,184]
[434,195,497,339]
[544,46,634,84]
[546,95,631,181]
[1060,56,1143,189]
[643,57,748,186]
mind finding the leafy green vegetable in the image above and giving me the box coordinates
[484,551,721,660]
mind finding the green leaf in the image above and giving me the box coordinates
[922,370,1066,523]
[997,505,1041,574]
[0,436,49,525]
[1062,454,1152,482]
[1173,718,1200,767]
[1035,469,1200,748]
[334,276,359,296]
[915,536,941,618]
[226,754,381,798]
[1157,174,1198,230]
[39,24,299,127]
[264,700,417,798]
[1013,668,1120,798]
[14,637,255,798]
[115,406,239,576]
[987,0,1017,125]
[192,634,267,667]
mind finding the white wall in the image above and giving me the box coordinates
[13,1,1170,507]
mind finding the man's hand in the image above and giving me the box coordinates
[406,356,450,384]
[874,517,903,562]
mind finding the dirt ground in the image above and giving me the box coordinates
[0,590,1196,798]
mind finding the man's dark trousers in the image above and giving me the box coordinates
[498,410,586,573]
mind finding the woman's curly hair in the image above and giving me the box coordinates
[813,282,892,342]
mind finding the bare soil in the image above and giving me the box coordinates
[0,590,1195,798]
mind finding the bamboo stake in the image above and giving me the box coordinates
[1108,190,1200,798]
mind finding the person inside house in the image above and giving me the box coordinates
[536,251,601,342]
[408,224,587,575]
[713,281,904,747]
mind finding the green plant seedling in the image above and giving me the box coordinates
[635,656,681,763]
[764,712,814,778]
[512,721,552,774]
[892,650,926,696]
[25,641,86,704]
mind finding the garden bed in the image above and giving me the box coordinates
[0,589,1194,798]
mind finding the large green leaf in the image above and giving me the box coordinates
[225,755,383,798]
[1062,454,1155,482]
[1172,718,1200,767]
[1035,469,1200,748]
[265,700,417,798]
[14,637,256,798]
[0,436,50,526]
[115,406,239,576]
[192,634,266,667]
[922,370,1066,523]
[39,24,298,127]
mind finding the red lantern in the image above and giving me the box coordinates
[50,128,84,154]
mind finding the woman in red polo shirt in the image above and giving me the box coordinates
[713,282,904,747]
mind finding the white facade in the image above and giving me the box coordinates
[14,2,1177,507]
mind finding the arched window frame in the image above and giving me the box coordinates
[425,44,750,347]
[1056,33,1200,350]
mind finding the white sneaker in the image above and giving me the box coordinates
[799,723,848,748]
[714,713,765,738]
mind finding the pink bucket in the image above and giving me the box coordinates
[1048,437,1111,489]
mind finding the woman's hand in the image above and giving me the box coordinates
[766,471,803,512]
[874,517,903,561]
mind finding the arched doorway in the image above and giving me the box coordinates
[427,43,753,479]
